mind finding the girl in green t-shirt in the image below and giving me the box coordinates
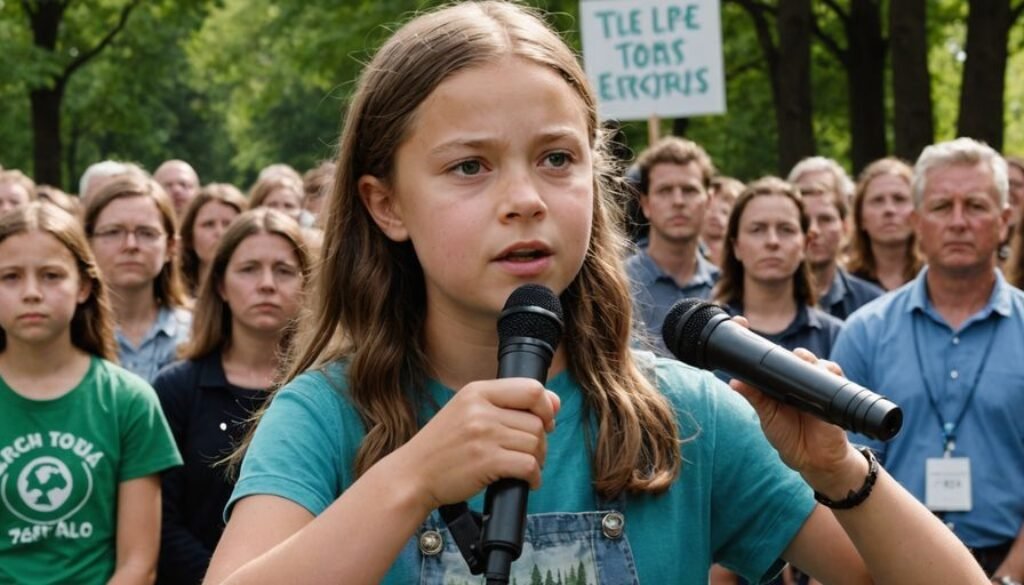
[0,202,181,584]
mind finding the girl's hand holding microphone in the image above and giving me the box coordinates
[388,378,561,514]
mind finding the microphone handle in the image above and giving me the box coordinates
[482,339,553,582]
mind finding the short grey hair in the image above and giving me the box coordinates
[912,137,1008,209]
[787,156,855,200]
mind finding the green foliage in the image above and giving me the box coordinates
[2,0,1024,187]
[684,2,779,180]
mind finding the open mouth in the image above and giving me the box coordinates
[500,249,551,262]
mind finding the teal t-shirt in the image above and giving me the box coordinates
[0,356,183,585]
[229,355,815,584]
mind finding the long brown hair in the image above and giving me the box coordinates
[846,157,922,284]
[83,174,189,309]
[714,177,817,307]
[234,1,681,497]
[179,208,312,361]
[0,203,118,361]
[1007,208,1024,287]
[178,183,249,294]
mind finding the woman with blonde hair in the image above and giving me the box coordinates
[84,175,191,382]
[153,208,310,585]
[847,158,923,290]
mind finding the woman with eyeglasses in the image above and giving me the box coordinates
[85,175,191,382]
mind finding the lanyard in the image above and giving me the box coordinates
[911,311,1000,456]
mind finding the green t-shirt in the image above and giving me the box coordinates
[0,356,183,585]
[229,354,815,584]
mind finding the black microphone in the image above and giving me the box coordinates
[482,284,563,583]
[661,299,902,441]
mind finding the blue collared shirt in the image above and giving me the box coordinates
[117,306,192,383]
[831,268,1024,547]
[626,247,720,353]
[819,267,885,321]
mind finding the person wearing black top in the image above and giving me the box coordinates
[153,209,312,585]
[710,177,844,585]
[714,177,844,357]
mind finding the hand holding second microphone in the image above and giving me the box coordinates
[725,323,867,492]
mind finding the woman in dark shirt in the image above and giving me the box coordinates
[710,177,843,585]
[712,176,843,360]
[153,209,312,584]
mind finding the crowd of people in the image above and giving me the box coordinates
[626,135,1024,585]
[0,1,1020,584]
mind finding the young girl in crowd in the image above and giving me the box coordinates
[204,3,986,584]
[0,203,181,584]
[154,209,311,585]
[178,183,249,295]
[846,158,923,291]
[85,175,192,382]
[713,177,844,359]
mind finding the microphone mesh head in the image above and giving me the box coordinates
[498,284,564,349]
[661,299,724,367]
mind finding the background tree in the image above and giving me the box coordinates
[890,0,935,162]
[4,0,1024,190]
[956,0,1024,150]
[23,0,141,187]
[730,0,817,174]
[812,0,887,173]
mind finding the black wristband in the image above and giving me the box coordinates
[813,446,879,510]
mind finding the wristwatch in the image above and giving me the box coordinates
[993,576,1023,585]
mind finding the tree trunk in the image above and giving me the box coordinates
[957,0,1011,150]
[890,0,934,163]
[26,1,64,185]
[775,0,816,175]
[24,0,139,188]
[30,83,65,187]
[845,0,887,174]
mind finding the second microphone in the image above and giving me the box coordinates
[661,298,902,441]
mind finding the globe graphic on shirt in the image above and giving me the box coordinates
[17,456,74,513]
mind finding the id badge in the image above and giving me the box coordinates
[925,457,972,512]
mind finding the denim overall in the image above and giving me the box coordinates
[415,496,640,584]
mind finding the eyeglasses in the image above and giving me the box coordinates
[92,226,166,246]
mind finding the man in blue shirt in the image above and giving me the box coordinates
[831,138,1024,583]
[788,156,884,320]
[625,137,719,353]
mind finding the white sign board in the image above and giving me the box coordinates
[580,0,726,121]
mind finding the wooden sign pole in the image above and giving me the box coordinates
[648,113,661,145]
